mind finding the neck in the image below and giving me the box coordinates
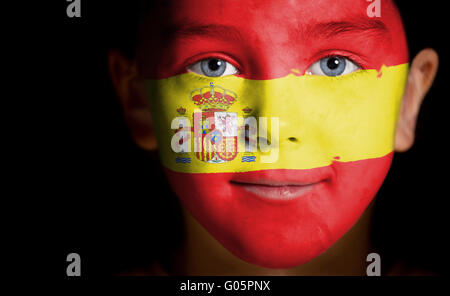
[170,200,375,275]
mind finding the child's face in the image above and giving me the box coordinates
[139,0,408,268]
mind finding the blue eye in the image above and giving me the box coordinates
[187,58,238,77]
[201,59,226,76]
[306,56,360,77]
[320,57,346,76]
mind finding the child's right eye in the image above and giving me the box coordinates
[187,58,239,77]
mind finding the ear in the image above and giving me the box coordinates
[394,48,439,152]
[108,50,157,150]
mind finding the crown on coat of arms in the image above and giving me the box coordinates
[176,107,186,115]
[190,82,237,111]
[242,106,253,114]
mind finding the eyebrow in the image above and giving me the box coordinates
[164,23,244,43]
[303,18,390,40]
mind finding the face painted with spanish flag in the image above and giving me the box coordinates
[138,0,409,268]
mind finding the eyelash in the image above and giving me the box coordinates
[183,52,242,73]
[312,52,366,70]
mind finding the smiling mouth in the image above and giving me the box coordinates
[230,180,325,201]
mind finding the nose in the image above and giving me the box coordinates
[246,77,305,148]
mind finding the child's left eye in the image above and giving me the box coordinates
[187,58,239,77]
[306,56,361,76]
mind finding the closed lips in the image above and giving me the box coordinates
[230,179,326,200]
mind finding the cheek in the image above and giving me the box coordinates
[165,171,234,218]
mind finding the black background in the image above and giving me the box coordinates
[39,0,449,277]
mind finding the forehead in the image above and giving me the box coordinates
[147,0,401,31]
[138,0,407,78]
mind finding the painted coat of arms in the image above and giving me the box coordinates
[190,83,238,163]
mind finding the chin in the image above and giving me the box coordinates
[164,152,393,268]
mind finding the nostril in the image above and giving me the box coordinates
[288,137,299,143]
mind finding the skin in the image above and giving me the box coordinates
[108,0,438,275]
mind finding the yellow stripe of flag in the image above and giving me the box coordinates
[146,64,408,173]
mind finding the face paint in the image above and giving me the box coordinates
[141,0,409,268]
